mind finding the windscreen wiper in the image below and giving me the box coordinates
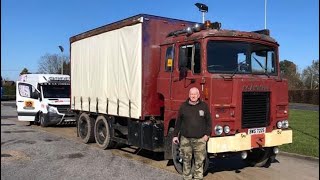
[230,60,248,78]
[219,60,248,79]
[252,56,270,78]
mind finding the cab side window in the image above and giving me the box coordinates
[193,43,201,74]
[165,46,174,72]
[179,43,201,74]
[18,83,38,99]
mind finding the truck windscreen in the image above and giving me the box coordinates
[207,41,277,75]
[42,85,70,98]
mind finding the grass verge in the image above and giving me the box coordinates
[280,109,319,158]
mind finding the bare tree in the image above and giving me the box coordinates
[38,53,70,74]
[302,60,319,89]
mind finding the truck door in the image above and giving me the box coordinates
[16,81,41,121]
[170,42,203,111]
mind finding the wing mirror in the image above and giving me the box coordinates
[31,91,40,99]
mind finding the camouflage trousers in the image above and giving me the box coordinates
[180,135,207,180]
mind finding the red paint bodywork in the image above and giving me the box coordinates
[139,15,196,118]
[70,14,289,139]
[156,21,288,137]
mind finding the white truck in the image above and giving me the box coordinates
[16,74,75,127]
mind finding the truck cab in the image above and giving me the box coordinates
[157,21,292,172]
[16,74,75,127]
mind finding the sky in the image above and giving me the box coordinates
[1,0,319,80]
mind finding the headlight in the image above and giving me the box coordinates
[223,126,230,134]
[47,106,57,113]
[276,121,282,129]
[214,125,223,135]
[282,120,289,128]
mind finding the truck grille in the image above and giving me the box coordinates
[242,92,270,128]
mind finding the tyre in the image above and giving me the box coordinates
[27,121,34,126]
[34,113,40,126]
[94,115,116,149]
[78,113,95,143]
[171,130,183,174]
[169,127,209,174]
[245,148,273,167]
[40,113,48,127]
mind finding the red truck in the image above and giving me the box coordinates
[69,14,292,173]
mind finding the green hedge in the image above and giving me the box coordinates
[289,90,319,105]
[1,85,16,100]
[3,85,16,95]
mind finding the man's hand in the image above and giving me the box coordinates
[202,135,209,142]
[172,137,179,144]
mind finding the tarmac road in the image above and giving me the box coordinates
[289,103,319,111]
[1,101,319,180]
[1,120,180,180]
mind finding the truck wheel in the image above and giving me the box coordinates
[78,113,95,143]
[40,113,48,127]
[170,128,183,174]
[34,113,40,126]
[245,148,272,167]
[169,127,209,174]
[94,115,115,149]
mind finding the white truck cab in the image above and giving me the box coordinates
[16,74,75,127]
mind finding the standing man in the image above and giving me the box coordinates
[172,87,212,180]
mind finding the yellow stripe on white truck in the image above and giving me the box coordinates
[207,129,292,153]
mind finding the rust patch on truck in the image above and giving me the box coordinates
[251,134,266,148]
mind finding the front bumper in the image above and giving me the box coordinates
[44,113,76,126]
[207,129,292,153]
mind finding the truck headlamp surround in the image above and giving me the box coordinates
[214,125,223,135]
[47,106,57,113]
[223,125,230,134]
[282,120,289,129]
[276,121,282,129]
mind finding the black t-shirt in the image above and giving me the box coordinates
[173,100,212,138]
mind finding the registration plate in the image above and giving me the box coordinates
[248,127,266,135]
